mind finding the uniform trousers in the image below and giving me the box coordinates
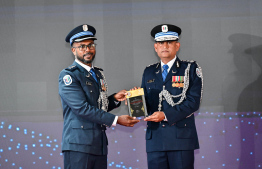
[147,150,194,169]
[63,151,107,169]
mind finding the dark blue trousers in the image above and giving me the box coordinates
[147,150,194,169]
[63,151,107,169]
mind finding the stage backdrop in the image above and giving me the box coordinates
[0,0,262,168]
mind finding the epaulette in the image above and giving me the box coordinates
[94,66,103,71]
[147,62,160,68]
[181,60,196,63]
[65,65,78,71]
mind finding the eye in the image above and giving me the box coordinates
[80,45,86,49]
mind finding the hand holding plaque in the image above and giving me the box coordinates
[126,88,148,117]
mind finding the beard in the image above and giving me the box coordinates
[76,52,96,64]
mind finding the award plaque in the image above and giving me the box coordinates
[126,88,148,117]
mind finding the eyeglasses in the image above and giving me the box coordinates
[73,43,97,51]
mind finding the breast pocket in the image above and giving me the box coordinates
[69,121,94,145]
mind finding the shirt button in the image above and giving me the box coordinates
[81,126,84,128]
[162,124,165,127]
[90,90,93,93]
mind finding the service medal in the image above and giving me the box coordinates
[100,79,106,91]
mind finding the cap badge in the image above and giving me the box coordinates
[161,25,168,33]
[83,25,88,31]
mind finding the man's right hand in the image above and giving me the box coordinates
[117,115,140,127]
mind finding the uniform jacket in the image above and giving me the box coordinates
[141,57,203,152]
[59,61,120,155]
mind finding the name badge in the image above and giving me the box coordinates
[86,81,92,86]
[147,79,155,83]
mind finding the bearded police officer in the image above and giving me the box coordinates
[142,24,203,169]
[59,24,139,169]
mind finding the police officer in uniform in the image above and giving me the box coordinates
[59,24,139,169]
[142,24,203,169]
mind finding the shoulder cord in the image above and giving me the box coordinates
[97,70,109,112]
[158,63,191,112]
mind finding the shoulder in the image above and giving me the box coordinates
[94,66,103,71]
[65,65,79,72]
[180,59,201,68]
[145,62,160,70]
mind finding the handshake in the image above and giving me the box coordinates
[113,87,166,127]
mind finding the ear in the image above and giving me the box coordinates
[175,42,181,51]
[154,43,158,52]
[71,47,76,55]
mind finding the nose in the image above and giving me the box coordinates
[163,42,169,48]
[84,46,90,52]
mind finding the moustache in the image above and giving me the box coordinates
[83,52,93,57]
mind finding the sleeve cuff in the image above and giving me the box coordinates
[112,116,118,126]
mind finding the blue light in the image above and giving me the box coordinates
[16,127,20,131]
[12,163,15,166]
[39,133,42,136]
[53,148,56,151]
[32,131,35,134]
[243,138,245,141]
[118,152,120,154]
[46,161,49,164]
[39,139,42,142]
[32,152,35,155]
[40,144,43,147]
[5,159,8,162]
[222,164,225,166]
[236,158,239,161]
[202,156,204,158]
[39,157,42,159]
[8,147,11,150]
[250,152,253,155]
[32,144,36,147]
[32,135,35,138]
[0,149,3,152]
[8,125,12,129]
[3,135,6,138]
[10,139,13,142]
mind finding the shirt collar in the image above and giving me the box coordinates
[161,56,177,72]
[75,59,93,72]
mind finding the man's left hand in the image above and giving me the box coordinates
[114,90,127,101]
[144,111,165,122]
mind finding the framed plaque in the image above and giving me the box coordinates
[126,88,148,117]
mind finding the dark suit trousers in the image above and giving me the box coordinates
[147,150,194,169]
[63,151,107,169]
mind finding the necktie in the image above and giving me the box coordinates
[162,64,169,81]
[89,68,98,82]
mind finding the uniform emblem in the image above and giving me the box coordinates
[162,25,168,32]
[172,76,184,88]
[196,68,201,78]
[83,25,88,31]
[63,75,72,85]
